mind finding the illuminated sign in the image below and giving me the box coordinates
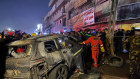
[72,7,95,29]
[83,8,95,26]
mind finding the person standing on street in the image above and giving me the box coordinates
[81,33,105,68]
[123,28,140,79]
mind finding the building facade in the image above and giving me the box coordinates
[43,0,68,33]
[43,0,140,33]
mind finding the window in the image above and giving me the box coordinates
[62,6,65,13]
[56,37,68,49]
[63,18,66,26]
[60,20,61,24]
[8,44,32,58]
[68,11,72,19]
[44,40,57,52]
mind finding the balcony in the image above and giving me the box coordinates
[53,8,66,22]
[56,0,67,8]
[49,0,67,16]
[49,0,57,7]
[65,0,75,11]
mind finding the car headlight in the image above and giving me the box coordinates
[13,70,21,76]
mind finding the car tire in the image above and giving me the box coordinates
[108,56,123,67]
[48,64,68,79]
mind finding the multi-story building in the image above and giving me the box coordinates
[43,0,140,33]
[65,0,111,31]
[43,0,68,33]
[66,0,96,31]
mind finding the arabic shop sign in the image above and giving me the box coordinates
[72,7,95,29]
[83,8,95,26]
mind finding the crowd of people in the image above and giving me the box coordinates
[0,27,139,79]
[63,28,135,55]
[0,30,33,78]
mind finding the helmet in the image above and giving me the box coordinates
[31,33,36,37]
[91,30,96,34]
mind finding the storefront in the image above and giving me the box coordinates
[72,7,95,31]
[117,2,140,31]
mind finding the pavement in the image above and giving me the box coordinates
[70,71,128,79]
[70,72,101,79]
[102,75,128,79]
[70,53,129,79]
[70,63,129,79]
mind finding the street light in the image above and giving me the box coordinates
[7,28,11,31]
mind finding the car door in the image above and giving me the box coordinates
[55,37,74,68]
[38,40,63,66]
[44,40,63,64]
[66,36,85,72]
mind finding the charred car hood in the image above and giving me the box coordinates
[6,57,30,69]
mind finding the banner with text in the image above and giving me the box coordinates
[72,7,95,29]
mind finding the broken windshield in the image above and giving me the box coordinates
[7,44,32,58]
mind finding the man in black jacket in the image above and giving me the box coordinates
[0,33,9,79]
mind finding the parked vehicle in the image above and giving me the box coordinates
[4,34,84,79]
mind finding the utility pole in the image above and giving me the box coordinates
[108,0,118,56]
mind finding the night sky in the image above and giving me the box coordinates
[0,0,50,34]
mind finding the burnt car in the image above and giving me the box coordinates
[4,34,84,79]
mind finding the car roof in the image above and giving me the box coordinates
[8,34,63,46]
[8,39,32,46]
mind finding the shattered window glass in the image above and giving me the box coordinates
[44,40,57,52]
[57,37,68,49]
[8,44,32,58]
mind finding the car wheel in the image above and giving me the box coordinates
[108,56,123,67]
[48,64,68,79]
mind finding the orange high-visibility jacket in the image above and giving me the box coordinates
[82,36,103,50]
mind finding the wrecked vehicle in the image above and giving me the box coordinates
[4,35,84,79]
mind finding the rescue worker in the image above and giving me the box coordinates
[81,32,105,68]
[85,30,92,39]
[123,28,140,79]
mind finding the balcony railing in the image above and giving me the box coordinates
[53,9,66,21]
[49,0,56,7]
[49,0,67,16]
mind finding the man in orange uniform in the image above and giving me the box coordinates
[81,34,105,68]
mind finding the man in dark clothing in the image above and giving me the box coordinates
[130,27,135,36]
[100,30,106,47]
[0,35,7,79]
[115,29,124,54]
[124,29,140,79]
[0,32,13,79]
